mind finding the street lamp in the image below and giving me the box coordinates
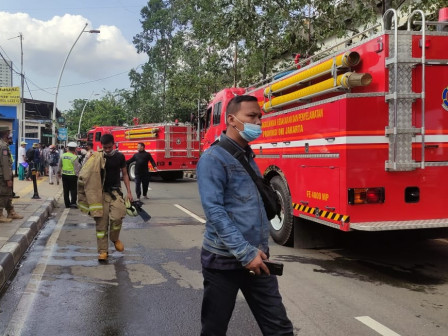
[77,92,99,138]
[51,23,100,145]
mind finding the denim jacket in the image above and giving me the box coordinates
[197,134,270,266]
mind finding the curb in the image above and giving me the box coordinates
[0,190,62,291]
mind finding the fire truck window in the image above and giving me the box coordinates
[95,132,101,142]
[87,133,93,142]
[213,102,222,126]
[205,107,212,129]
[213,102,222,125]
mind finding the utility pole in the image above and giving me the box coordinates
[20,33,24,143]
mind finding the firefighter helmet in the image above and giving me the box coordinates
[125,198,138,217]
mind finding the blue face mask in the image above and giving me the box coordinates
[233,116,262,142]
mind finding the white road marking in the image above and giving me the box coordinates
[174,204,206,223]
[355,316,401,336]
[4,209,69,335]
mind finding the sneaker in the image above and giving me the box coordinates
[57,181,60,185]
[49,182,54,185]
[148,187,152,191]
[114,240,124,252]
[98,252,108,261]
[143,195,149,199]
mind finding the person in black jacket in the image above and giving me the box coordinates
[126,143,157,201]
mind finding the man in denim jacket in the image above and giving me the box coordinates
[197,95,293,336]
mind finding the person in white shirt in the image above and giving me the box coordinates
[17,141,27,180]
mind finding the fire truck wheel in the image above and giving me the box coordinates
[128,162,136,181]
[269,176,294,246]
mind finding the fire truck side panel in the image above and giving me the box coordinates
[412,65,448,162]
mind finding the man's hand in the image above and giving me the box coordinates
[6,180,12,188]
[245,250,270,275]
[127,193,134,202]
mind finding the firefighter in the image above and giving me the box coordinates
[59,142,81,208]
[0,126,24,222]
[94,134,133,261]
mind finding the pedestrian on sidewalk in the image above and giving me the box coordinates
[197,96,293,335]
[126,142,157,201]
[48,145,60,185]
[34,143,42,178]
[81,142,94,165]
[25,142,39,180]
[42,143,50,176]
[59,142,80,208]
[85,134,133,262]
[0,126,24,222]
[18,141,27,180]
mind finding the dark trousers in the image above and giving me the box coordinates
[62,174,78,208]
[201,267,293,336]
[26,162,34,179]
[134,174,150,199]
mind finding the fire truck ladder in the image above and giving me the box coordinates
[384,9,427,171]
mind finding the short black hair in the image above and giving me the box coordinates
[100,133,115,145]
[138,142,145,148]
[226,95,258,118]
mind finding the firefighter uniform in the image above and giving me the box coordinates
[77,151,126,256]
[95,190,126,253]
[0,126,23,222]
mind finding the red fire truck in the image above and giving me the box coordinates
[87,123,200,181]
[201,9,448,246]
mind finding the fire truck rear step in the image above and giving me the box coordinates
[351,219,448,231]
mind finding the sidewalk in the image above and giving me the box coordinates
[0,175,63,290]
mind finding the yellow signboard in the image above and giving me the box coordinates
[0,87,20,105]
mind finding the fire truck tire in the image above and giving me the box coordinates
[269,176,294,246]
[128,162,136,181]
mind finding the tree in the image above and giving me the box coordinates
[132,0,447,123]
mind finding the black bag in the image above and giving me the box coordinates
[216,139,281,220]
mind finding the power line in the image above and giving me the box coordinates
[26,69,134,93]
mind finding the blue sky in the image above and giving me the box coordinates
[0,0,149,111]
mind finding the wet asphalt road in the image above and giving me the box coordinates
[1,177,448,335]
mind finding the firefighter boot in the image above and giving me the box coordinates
[98,252,108,262]
[114,240,124,252]
[7,209,24,220]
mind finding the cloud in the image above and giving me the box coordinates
[0,11,146,81]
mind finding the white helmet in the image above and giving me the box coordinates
[67,142,77,148]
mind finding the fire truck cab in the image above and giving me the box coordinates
[201,9,448,247]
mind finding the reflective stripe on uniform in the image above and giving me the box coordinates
[78,202,103,213]
[111,224,122,231]
[96,231,106,239]
[78,202,90,213]
[89,203,103,211]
